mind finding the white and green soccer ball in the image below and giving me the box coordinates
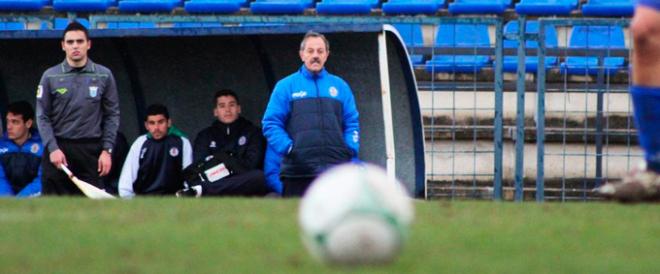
[298,163,415,265]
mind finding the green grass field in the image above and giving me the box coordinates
[0,198,658,273]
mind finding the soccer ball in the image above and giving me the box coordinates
[298,163,415,265]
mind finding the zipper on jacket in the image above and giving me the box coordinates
[313,75,325,163]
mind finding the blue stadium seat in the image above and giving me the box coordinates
[503,21,559,73]
[106,22,156,28]
[582,0,634,17]
[382,0,446,15]
[0,0,47,11]
[0,22,26,30]
[53,0,115,12]
[118,0,181,13]
[448,0,508,15]
[184,0,247,14]
[515,0,579,15]
[54,18,91,29]
[561,25,626,75]
[250,0,314,14]
[425,23,491,73]
[393,24,425,65]
[316,0,378,15]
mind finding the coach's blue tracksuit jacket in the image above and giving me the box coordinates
[262,65,360,178]
[0,130,43,197]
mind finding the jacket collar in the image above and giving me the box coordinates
[2,128,41,146]
[299,65,328,79]
[61,59,95,73]
[213,116,248,135]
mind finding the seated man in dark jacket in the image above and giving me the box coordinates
[177,89,269,197]
[118,104,192,198]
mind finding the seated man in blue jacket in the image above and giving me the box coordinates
[177,89,269,197]
[262,31,360,197]
[0,101,43,197]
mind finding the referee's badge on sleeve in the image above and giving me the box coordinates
[36,85,43,98]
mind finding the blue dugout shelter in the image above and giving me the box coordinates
[0,24,426,197]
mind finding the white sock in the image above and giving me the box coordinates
[192,185,202,197]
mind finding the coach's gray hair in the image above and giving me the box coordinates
[300,31,330,52]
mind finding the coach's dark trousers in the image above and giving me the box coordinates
[42,138,103,196]
[200,169,270,196]
[281,176,316,198]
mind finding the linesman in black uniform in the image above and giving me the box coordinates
[177,89,269,197]
[118,104,192,197]
[36,21,120,195]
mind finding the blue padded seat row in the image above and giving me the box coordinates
[316,0,378,15]
[53,0,115,12]
[503,21,559,73]
[118,0,181,13]
[0,0,47,11]
[54,18,91,29]
[382,0,446,15]
[184,0,247,14]
[250,0,314,14]
[582,0,634,17]
[393,24,425,65]
[515,0,579,15]
[172,22,223,27]
[561,25,626,75]
[448,0,508,15]
[240,22,286,26]
[106,21,156,28]
[0,22,26,30]
[425,24,491,73]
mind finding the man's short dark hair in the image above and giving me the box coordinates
[62,21,89,41]
[214,89,240,105]
[7,101,34,123]
[145,104,169,121]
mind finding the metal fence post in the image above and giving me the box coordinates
[536,20,547,202]
[515,16,527,201]
[494,18,504,200]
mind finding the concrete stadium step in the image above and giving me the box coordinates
[418,90,635,143]
[424,140,643,197]
[426,181,605,201]
[424,125,637,144]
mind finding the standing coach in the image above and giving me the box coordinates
[36,21,120,195]
[262,31,360,197]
